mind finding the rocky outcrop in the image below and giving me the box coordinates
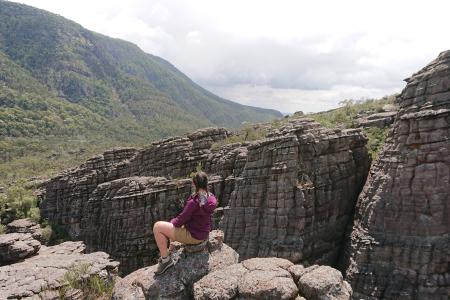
[113,231,351,300]
[112,230,239,299]
[0,241,119,299]
[6,218,39,234]
[355,111,397,128]
[41,119,370,274]
[291,265,352,300]
[194,258,352,300]
[0,232,40,264]
[6,218,48,244]
[341,51,450,299]
[221,119,369,264]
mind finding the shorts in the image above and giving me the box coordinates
[174,226,203,244]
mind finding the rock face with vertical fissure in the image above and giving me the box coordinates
[341,50,450,299]
[41,119,370,275]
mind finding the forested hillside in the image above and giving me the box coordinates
[0,0,281,187]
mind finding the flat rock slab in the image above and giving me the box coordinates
[6,218,48,244]
[6,218,40,234]
[0,241,119,299]
[0,232,40,264]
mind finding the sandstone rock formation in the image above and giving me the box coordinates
[341,51,450,299]
[41,119,370,274]
[6,218,48,244]
[355,111,397,129]
[0,232,40,264]
[220,119,369,263]
[194,258,352,300]
[112,230,239,299]
[6,218,40,234]
[0,241,119,299]
[113,231,351,300]
[291,265,353,300]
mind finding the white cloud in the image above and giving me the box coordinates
[17,0,450,112]
[208,84,398,114]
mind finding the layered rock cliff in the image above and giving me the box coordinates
[40,117,370,275]
[341,51,450,299]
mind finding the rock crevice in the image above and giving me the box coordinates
[41,118,370,275]
[341,50,450,299]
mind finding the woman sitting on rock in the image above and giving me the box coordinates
[153,171,218,275]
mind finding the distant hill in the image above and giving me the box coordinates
[0,0,281,185]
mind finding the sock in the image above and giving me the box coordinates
[161,255,170,263]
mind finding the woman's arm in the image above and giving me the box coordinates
[170,198,197,227]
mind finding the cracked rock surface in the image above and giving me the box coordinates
[0,232,40,264]
[341,50,450,299]
[6,218,48,244]
[113,231,351,300]
[41,119,370,275]
[194,258,351,300]
[0,241,119,299]
[112,230,238,299]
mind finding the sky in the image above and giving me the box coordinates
[17,0,450,113]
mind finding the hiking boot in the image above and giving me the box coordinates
[155,256,174,275]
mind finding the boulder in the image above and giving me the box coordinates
[296,265,352,300]
[6,218,48,244]
[0,232,40,264]
[194,258,351,300]
[112,230,238,299]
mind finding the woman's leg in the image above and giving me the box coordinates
[153,221,175,258]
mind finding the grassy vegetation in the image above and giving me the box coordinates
[309,95,397,128]
[211,125,268,150]
[308,95,397,159]
[363,127,390,160]
[58,263,115,299]
[0,179,38,221]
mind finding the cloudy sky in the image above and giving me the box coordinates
[18,0,450,113]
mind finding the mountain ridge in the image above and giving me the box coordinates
[0,0,281,184]
[0,0,281,135]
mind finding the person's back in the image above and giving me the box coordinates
[176,192,217,241]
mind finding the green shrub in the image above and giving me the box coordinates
[211,125,267,150]
[40,225,52,242]
[58,263,115,299]
[309,95,397,129]
[0,180,38,221]
[28,206,40,223]
[363,127,389,160]
[46,222,71,245]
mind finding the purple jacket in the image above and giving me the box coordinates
[170,192,217,241]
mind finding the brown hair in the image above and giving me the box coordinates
[192,171,208,193]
